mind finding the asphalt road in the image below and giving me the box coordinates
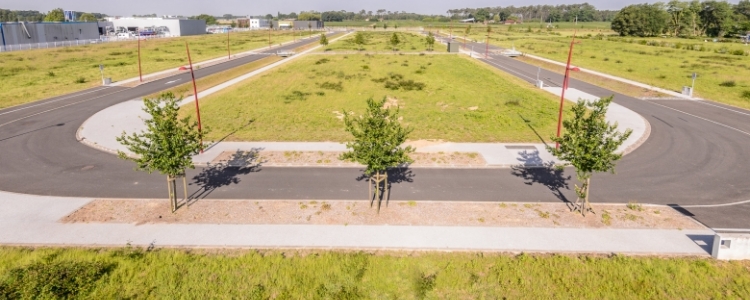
[1,33,749,229]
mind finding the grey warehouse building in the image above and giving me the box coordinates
[0,22,100,47]
[106,18,206,37]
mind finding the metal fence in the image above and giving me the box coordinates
[0,35,172,53]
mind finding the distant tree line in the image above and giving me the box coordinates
[447,4,618,23]
[0,8,106,22]
[611,0,750,37]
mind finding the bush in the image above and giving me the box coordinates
[318,81,343,92]
[283,90,311,103]
[731,49,746,56]
[315,58,330,65]
[74,77,87,84]
[603,58,610,61]
[47,71,55,77]
[742,91,750,99]
[0,261,113,299]
[719,80,736,87]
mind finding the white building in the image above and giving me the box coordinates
[249,19,270,29]
[105,17,206,37]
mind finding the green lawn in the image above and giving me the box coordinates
[0,31,309,109]
[1,247,749,299]
[452,25,750,109]
[321,31,445,52]
[184,54,570,143]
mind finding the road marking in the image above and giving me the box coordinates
[695,100,750,117]
[680,199,750,208]
[0,86,113,116]
[646,101,750,137]
[165,79,182,85]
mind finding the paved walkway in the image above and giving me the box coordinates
[0,191,713,255]
[78,36,649,168]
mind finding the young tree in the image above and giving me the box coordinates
[425,32,436,51]
[117,93,207,213]
[548,96,632,216]
[353,32,366,50]
[319,33,328,46]
[667,0,689,36]
[340,97,415,213]
[44,8,64,22]
[390,32,401,51]
[383,23,388,30]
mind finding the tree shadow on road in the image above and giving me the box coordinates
[511,150,572,206]
[185,148,263,206]
[355,167,416,210]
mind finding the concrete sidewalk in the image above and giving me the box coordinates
[0,191,713,255]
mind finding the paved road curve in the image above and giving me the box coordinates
[1,33,749,229]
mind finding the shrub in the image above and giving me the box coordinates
[626,201,643,212]
[0,261,113,299]
[47,71,55,77]
[730,49,746,56]
[505,100,520,106]
[657,75,666,79]
[603,57,610,61]
[315,58,330,65]
[615,60,623,64]
[283,90,311,103]
[719,80,736,87]
[361,65,370,70]
[318,81,343,92]
[316,91,325,96]
[742,91,750,99]
[627,69,634,72]
[74,77,87,84]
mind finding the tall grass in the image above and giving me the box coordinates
[1,247,748,299]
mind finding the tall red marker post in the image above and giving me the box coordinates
[137,34,143,82]
[226,29,231,60]
[555,32,579,150]
[185,42,203,153]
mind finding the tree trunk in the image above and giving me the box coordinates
[583,177,592,216]
[182,171,189,209]
[167,175,176,213]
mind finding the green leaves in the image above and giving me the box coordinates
[116,92,207,177]
[340,97,415,175]
[425,32,436,51]
[390,32,401,50]
[548,96,632,182]
[353,32,366,50]
[319,33,329,46]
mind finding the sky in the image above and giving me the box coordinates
[0,0,703,17]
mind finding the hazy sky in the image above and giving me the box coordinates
[1,0,715,17]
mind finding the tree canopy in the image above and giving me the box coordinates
[44,8,64,22]
[79,13,97,22]
[191,14,217,25]
[611,4,670,37]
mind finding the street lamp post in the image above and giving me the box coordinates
[185,42,203,152]
[226,29,231,60]
[137,34,143,82]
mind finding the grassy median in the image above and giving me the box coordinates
[183,54,571,143]
[0,31,310,109]
[1,247,748,299]
[320,31,446,52]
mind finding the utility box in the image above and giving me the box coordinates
[712,231,750,260]
[447,42,460,53]
[102,77,112,85]
[536,80,544,88]
[682,86,693,97]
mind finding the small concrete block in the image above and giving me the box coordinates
[712,232,750,260]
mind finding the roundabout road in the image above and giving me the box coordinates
[0,33,748,229]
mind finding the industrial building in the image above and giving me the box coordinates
[249,19,270,29]
[0,22,100,47]
[271,20,324,30]
[104,17,206,37]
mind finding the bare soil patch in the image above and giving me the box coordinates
[63,199,703,230]
[210,150,487,168]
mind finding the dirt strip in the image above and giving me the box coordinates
[63,199,704,230]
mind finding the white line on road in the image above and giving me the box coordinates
[165,79,182,85]
[681,199,750,208]
[695,100,750,117]
[646,101,750,137]
[0,86,113,116]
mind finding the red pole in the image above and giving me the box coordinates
[137,36,143,82]
[555,32,577,150]
[185,42,203,152]
[226,29,230,60]
[485,27,490,59]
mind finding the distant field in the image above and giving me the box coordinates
[1,247,749,299]
[0,31,312,109]
[183,54,571,143]
[320,31,445,52]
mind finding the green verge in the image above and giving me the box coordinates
[183,54,571,143]
[320,31,447,52]
[1,247,749,299]
[0,31,310,109]
[459,26,750,109]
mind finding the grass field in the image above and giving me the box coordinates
[0,31,312,109]
[320,31,445,52]
[182,54,570,143]
[446,25,750,108]
[1,247,749,299]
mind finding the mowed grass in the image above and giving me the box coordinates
[320,31,446,52]
[0,31,308,109]
[1,247,749,299]
[455,25,750,108]
[184,54,570,143]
